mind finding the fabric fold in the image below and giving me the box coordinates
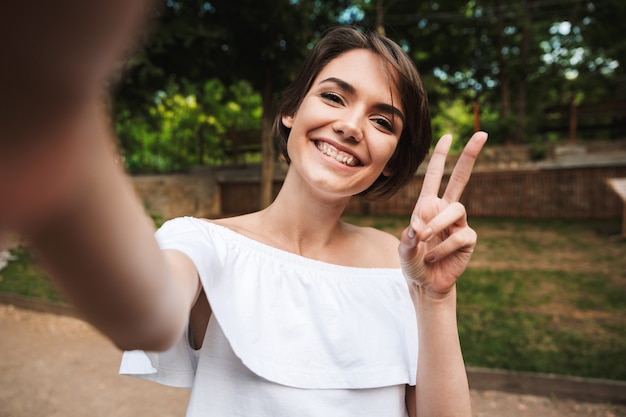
[120,217,417,390]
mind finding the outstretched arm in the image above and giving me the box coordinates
[1,0,151,142]
[0,0,199,352]
[3,102,200,353]
[399,132,488,417]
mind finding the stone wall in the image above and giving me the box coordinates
[131,167,221,221]
[131,140,626,221]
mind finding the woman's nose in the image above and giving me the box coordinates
[333,112,364,142]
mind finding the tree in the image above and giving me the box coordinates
[115,78,262,173]
[113,0,625,185]
[198,0,322,208]
[115,0,350,208]
[377,0,625,144]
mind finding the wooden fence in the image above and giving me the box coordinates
[542,99,626,141]
[220,165,626,219]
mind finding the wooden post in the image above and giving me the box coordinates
[623,206,626,239]
[376,0,385,35]
[473,101,481,132]
[569,94,578,144]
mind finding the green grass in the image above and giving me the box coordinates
[0,247,65,303]
[345,215,626,381]
[1,216,625,381]
[458,269,626,380]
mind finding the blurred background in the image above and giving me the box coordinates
[110,0,625,167]
[106,0,626,214]
[1,1,625,414]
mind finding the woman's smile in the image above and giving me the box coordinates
[314,140,361,167]
[281,48,404,197]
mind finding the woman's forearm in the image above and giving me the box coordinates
[16,106,194,352]
[412,286,471,417]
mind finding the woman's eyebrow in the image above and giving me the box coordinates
[319,77,405,123]
[319,77,356,95]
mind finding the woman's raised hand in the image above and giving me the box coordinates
[0,1,150,234]
[398,131,487,297]
[1,0,150,143]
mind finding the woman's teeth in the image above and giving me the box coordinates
[316,142,359,167]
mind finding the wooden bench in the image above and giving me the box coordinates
[607,178,626,238]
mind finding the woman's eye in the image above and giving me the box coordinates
[320,91,343,104]
[373,117,394,132]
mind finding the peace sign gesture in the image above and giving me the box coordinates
[398,131,488,297]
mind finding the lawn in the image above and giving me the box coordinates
[346,216,626,381]
[0,246,64,303]
[461,218,626,381]
[1,217,625,381]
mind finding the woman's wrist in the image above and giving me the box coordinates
[409,284,458,320]
[410,282,457,303]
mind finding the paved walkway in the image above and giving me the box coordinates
[1,304,624,417]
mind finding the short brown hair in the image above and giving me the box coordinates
[273,26,432,200]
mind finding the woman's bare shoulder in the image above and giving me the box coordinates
[202,213,268,242]
[206,214,250,230]
[340,222,401,268]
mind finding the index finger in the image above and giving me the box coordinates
[442,131,488,202]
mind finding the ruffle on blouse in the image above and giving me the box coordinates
[120,217,418,389]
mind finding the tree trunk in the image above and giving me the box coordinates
[376,0,385,35]
[514,0,532,143]
[569,94,578,144]
[230,126,239,165]
[473,101,481,132]
[259,74,275,209]
[495,0,512,142]
[197,124,205,166]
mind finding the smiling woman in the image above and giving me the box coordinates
[117,27,487,417]
[280,49,405,199]
[3,23,487,417]
[274,27,432,200]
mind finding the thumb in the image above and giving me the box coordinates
[398,227,427,285]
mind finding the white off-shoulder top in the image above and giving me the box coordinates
[120,217,418,417]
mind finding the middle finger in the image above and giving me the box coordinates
[442,131,488,203]
[419,134,453,199]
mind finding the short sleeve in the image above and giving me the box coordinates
[119,217,217,387]
[155,217,225,281]
[119,332,199,388]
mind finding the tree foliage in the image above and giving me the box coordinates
[116,78,262,173]
[113,0,625,175]
[375,0,626,143]
[114,0,351,206]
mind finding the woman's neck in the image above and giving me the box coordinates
[260,197,346,255]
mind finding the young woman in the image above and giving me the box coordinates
[120,27,487,416]
[4,25,486,417]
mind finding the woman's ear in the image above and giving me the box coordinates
[382,163,394,177]
[282,114,294,128]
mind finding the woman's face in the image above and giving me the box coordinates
[282,48,404,200]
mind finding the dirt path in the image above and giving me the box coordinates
[1,304,624,417]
